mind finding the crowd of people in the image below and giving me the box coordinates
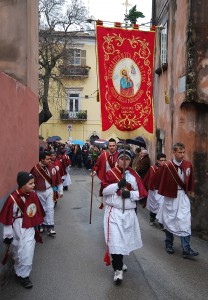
[41,142,105,170]
[0,138,199,288]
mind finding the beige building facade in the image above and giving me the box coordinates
[39,33,103,143]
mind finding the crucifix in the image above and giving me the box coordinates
[122,0,132,27]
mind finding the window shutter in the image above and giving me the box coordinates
[80,50,86,66]
[68,49,74,65]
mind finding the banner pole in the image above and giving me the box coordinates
[89,176,94,224]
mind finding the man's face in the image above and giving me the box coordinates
[108,142,117,154]
[157,157,166,167]
[173,148,185,162]
[60,148,65,154]
[50,154,56,162]
[41,156,51,166]
[118,157,131,169]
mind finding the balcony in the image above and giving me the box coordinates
[60,110,87,121]
[59,65,91,77]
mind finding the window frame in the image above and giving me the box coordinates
[160,21,168,65]
[68,48,86,66]
[66,88,83,115]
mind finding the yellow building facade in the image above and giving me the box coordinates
[39,32,103,143]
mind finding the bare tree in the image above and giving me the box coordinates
[39,0,88,125]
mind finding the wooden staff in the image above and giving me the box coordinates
[122,140,127,213]
[89,175,94,224]
[2,244,10,265]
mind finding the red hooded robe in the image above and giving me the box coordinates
[0,190,45,228]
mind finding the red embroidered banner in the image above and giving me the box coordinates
[96,25,155,134]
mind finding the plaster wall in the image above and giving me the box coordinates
[0,0,38,94]
[153,0,195,160]
[0,0,39,284]
[153,0,208,232]
[154,0,168,20]
[0,72,39,199]
[187,0,208,232]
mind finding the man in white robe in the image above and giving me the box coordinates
[102,150,147,283]
[156,142,199,258]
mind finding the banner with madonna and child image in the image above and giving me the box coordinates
[96,23,155,139]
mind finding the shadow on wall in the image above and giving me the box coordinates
[191,152,208,233]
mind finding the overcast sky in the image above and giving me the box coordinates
[63,1,152,30]
[82,0,152,27]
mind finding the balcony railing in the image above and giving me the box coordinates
[59,65,90,77]
[60,110,87,121]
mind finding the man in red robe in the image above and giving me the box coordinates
[0,172,45,288]
[50,150,65,178]
[90,138,118,208]
[30,152,63,236]
[57,146,71,191]
[101,150,147,283]
[156,142,199,258]
[143,153,166,227]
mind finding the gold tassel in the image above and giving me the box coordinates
[164,91,170,104]
[97,90,100,102]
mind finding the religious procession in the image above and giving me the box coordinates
[1,0,208,299]
[0,137,201,291]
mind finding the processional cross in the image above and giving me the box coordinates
[122,0,132,27]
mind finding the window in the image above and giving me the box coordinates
[68,49,86,66]
[161,22,168,64]
[156,129,165,157]
[67,92,80,112]
[66,89,83,118]
[69,49,81,65]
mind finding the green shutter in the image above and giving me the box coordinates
[81,50,86,66]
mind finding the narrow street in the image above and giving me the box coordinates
[1,167,208,300]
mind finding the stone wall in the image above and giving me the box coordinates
[152,0,208,232]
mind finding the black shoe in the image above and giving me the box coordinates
[159,223,165,231]
[16,275,33,289]
[166,245,174,254]
[183,248,199,258]
[63,186,68,191]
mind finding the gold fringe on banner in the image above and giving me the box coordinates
[101,125,155,142]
